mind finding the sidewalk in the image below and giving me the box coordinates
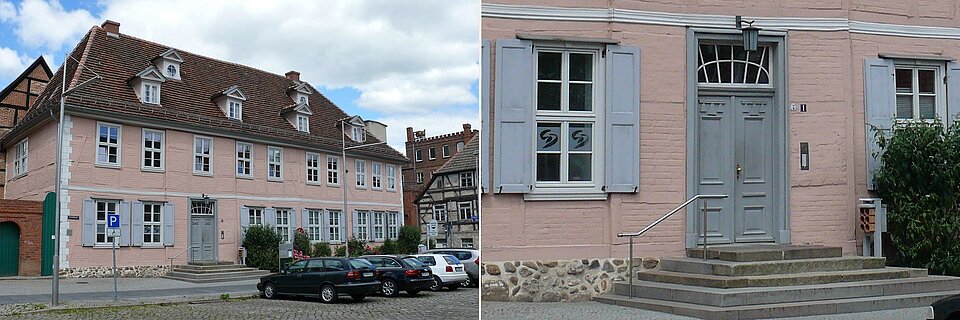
[0,277,259,305]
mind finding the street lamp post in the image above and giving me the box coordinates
[339,117,386,257]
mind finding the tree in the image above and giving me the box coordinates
[293,229,311,258]
[398,225,422,254]
[312,242,332,257]
[241,225,281,272]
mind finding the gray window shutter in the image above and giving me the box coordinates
[265,207,277,227]
[239,206,250,242]
[131,201,144,246]
[82,198,95,246]
[162,202,175,246]
[481,39,491,193]
[352,210,359,240]
[301,208,309,239]
[863,58,895,190]
[493,38,534,193]
[948,62,960,129]
[321,209,330,242]
[605,45,642,193]
[289,210,297,241]
[338,213,346,244]
[119,201,131,246]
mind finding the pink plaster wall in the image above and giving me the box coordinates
[481,3,960,261]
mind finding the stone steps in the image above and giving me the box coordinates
[686,245,841,262]
[163,264,271,283]
[612,276,960,307]
[659,256,886,277]
[636,266,926,289]
[595,289,957,320]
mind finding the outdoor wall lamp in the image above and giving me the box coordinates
[736,16,761,51]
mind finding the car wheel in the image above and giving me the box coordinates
[262,282,277,299]
[406,290,420,296]
[381,279,399,297]
[350,294,365,301]
[447,284,460,291]
[430,276,443,291]
[319,285,338,303]
[461,277,473,287]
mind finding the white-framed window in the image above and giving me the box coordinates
[297,115,310,132]
[142,83,159,104]
[356,210,369,240]
[96,123,121,166]
[442,145,450,158]
[143,202,163,245]
[267,146,283,180]
[416,172,424,183]
[458,202,473,221]
[387,212,399,239]
[236,142,252,177]
[386,165,397,191]
[355,160,366,188]
[327,156,340,185]
[415,149,423,162]
[276,208,291,242]
[460,172,474,188]
[428,147,436,160]
[248,207,264,226]
[373,211,384,240]
[166,65,177,78]
[12,138,27,177]
[228,100,242,120]
[306,152,321,184]
[351,125,366,142]
[299,95,308,105]
[193,136,213,175]
[456,141,465,152]
[894,64,945,120]
[328,210,342,243]
[462,238,474,248]
[141,129,164,171]
[371,162,383,190]
[433,204,447,222]
[535,48,600,185]
[307,209,322,241]
[95,199,118,244]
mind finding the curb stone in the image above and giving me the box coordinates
[3,291,260,316]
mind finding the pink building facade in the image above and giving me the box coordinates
[1,21,406,270]
[480,0,960,262]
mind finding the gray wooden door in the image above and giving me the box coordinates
[189,215,216,262]
[696,95,776,244]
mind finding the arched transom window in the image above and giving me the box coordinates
[697,44,771,85]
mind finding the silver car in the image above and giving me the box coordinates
[425,248,479,287]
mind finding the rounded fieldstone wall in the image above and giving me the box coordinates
[59,265,171,278]
[480,257,659,302]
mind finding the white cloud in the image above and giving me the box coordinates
[0,1,16,22]
[379,109,478,153]
[0,47,33,83]
[7,0,98,50]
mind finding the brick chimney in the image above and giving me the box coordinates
[463,123,473,140]
[406,127,415,142]
[102,20,120,37]
[285,70,301,82]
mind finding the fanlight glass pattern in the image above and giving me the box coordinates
[697,44,771,85]
[191,200,214,215]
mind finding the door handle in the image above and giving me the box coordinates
[736,164,742,180]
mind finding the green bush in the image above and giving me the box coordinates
[335,245,346,257]
[397,225,422,254]
[346,237,372,257]
[242,225,281,272]
[293,230,311,257]
[379,238,399,254]
[874,119,960,275]
[312,242,332,257]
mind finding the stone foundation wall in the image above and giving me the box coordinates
[480,257,660,302]
[59,265,171,278]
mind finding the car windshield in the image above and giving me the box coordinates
[350,259,375,270]
[443,255,462,265]
[401,257,426,268]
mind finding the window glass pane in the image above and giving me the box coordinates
[569,53,592,81]
[896,95,913,119]
[918,70,936,94]
[568,153,592,182]
[536,123,561,151]
[537,82,561,111]
[536,153,560,181]
[568,123,592,152]
[568,83,592,112]
[919,96,936,119]
[537,52,561,80]
[895,69,913,94]
[717,45,732,83]
[733,62,746,84]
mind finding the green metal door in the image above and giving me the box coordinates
[0,222,20,276]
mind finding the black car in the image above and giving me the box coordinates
[359,255,434,297]
[933,294,960,320]
[257,257,380,303]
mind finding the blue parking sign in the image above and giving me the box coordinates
[107,214,120,228]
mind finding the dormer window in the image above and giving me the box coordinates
[297,115,309,132]
[351,125,366,142]
[166,65,177,78]
[142,83,159,104]
[228,100,242,120]
[299,96,307,104]
[130,66,165,105]
[153,48,183,80]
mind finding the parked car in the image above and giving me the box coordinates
[408,254,468,291]
[932,294,960,319]
[257,257,379,303]
[425,248,479,287]
[359,255,434,297]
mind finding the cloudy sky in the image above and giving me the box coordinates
[0,0,480,151]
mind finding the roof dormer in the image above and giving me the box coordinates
[280,101,313,133]
[128,66,166,105]
[153,48,184,80]
[286,80,313,106]
[343,115,367,142]
[212,85,247,121]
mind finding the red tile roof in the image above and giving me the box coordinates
[5,25,407,162]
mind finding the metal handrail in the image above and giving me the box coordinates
[617,194,728,298]
[167,246,197,268]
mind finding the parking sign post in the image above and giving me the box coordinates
[107,214,120,301]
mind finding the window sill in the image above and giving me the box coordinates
[141,244,165,249]
[268,178,284,183]
[327,183,341,188]
[236,175,254,180]
[523,190,608,201]
[95,163,122,169]
[386,189,397,193]
[306,181,323,186]
[92,244,123,249]
[372,187,383,191]
[356,186,368,190]
[11,172,27,180]
[193,172,214,177]
[141,167,165,173]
